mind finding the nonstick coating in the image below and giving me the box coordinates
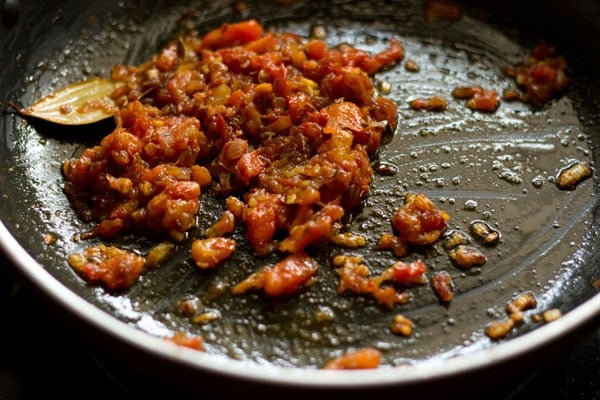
[1,0,599,396]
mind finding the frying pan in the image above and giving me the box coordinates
[1,0,599,397]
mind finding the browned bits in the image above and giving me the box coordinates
[144,241,175,268]
[469,220,500,246]
[390,314,414,336]
[314,306,335,323]
[593,279,600,289]
[431,271,454,303]
[191,310,221,324]
[43,233,58,245]
[451,86,480,99]
[531,313,543,323]
[332,254,357,268]
[426,96,447,111]
[506,292,537,322]
[502,88,521,101]
[485,318,515,341]
[191,237,236,269]
[409,96,447,111]
[376,232,408,257]
[178,298,199,316]
[231,268,268,296]
[486,292,538,340]
[377,80,392,95]
[448,245,486,270]
[404,59,420,72]
[322,348,382,370]
[329,232,368,248]
[555,161,593,190]
[441,229,469,251]
[542,308,562,323]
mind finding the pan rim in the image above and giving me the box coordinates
[2,219,599,389]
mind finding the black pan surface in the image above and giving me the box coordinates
[0,0,599,397]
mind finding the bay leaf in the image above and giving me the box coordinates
[18,77,118,125]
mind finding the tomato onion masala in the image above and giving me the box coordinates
[63,19,411,293]
[53,17,577,368]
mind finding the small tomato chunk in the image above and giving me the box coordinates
[452,86,500,112]
[409,96,447,111]
[431,271,454,303]
[467,88,500,112]
[166,332,204,351]
[68,244,145,291]
[264,253,319,297]
[391,192,449,246]
[191,237,236,269]
[322,348,382,370]
[200,20,264,50]
[232,253,318,297]
[381,259,428,286]
[279,203,344,254]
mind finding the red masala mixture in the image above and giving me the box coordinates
[58,17,572,360]
[64,20,404,290]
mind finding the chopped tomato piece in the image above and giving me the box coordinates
[232,253,318,297]
[166,332,204,351]
[431,271,454,303]
[67,244,145,291]
[382,259,428,286]
[392,192,449,246]
[200,20,264,49]
[322,348,382,370]
[191,237,236,269]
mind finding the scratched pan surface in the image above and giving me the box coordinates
[0,0,599,397]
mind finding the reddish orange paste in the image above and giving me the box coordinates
[63,19,404,291]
